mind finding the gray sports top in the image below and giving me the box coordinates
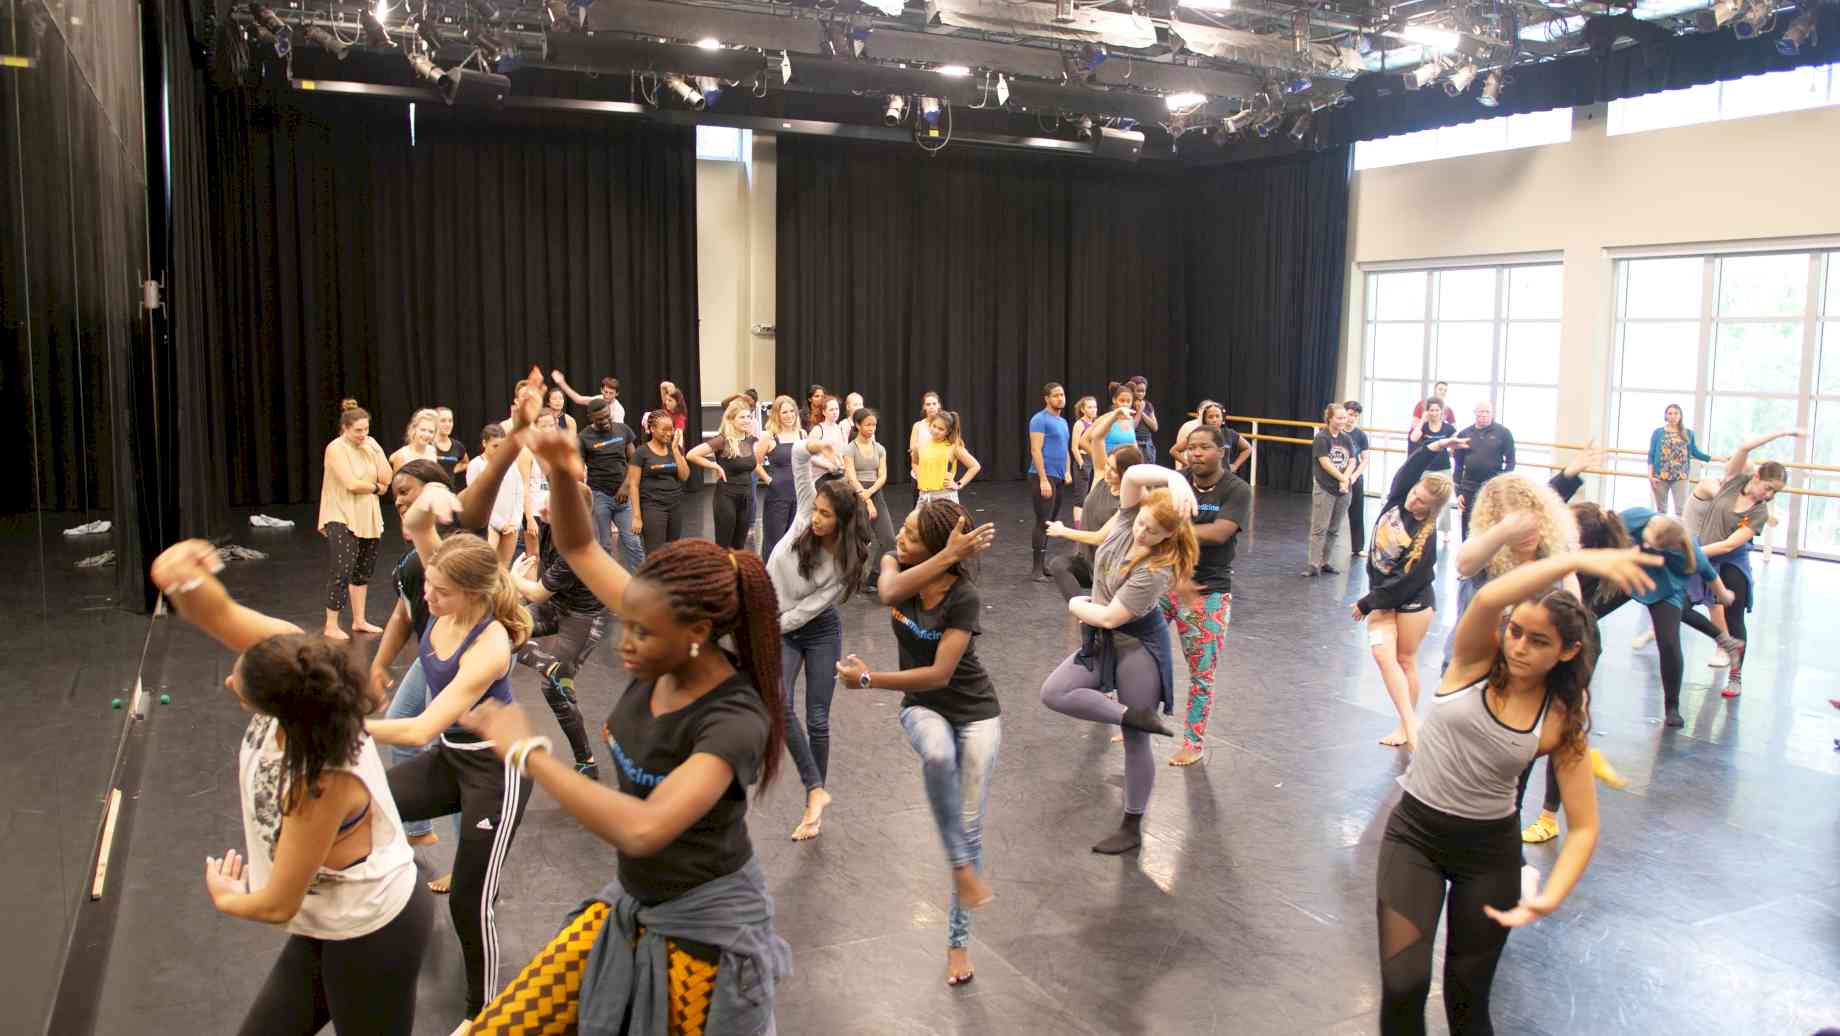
[1398,677,1551,820]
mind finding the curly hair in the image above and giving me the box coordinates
[1487,589,1598,761]
[239,635,370,814]
[634,540,786,791]
[1469,473,1579,580]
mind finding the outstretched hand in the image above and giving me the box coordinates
[204,849,248,908]
[1045,520,1072,540]
[151,539,224,597]
[944,516,997,560]
[1575,547,1663,596]
[836,654,869,686]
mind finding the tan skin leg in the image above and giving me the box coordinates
[946,946,974,986]
[323,608,349,641]
[790,787,832,841]
[349,583,383,634]
[1371,609,1432,751]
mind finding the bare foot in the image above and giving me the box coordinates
[428,874,452,894]
[323,625,350,642]
[1110,731,1124,744]
[790,787,832,841]
[953,864,993,910]
[946,946,975,987]
[1168,744,1205,767]
[352,621,384,634]
[1379,727,1408,747]
[407,831,438,847]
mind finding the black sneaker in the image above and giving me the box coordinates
[1664,709,1685,728]
[575,760,601,781]
[1321,564,1343,575]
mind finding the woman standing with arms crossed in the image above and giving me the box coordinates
[837,501,999,987]
[1648,404,1712,515]
[844,407,898,594]
[760,395,805,559]
[632,410,691,554]
[807,394,850,473]
[687,397,771,552]
[320,401,392,640]
[914,411,982,507]
[459,428,790,1036]
[150,541,432,1036]
[1303,403,1356,577]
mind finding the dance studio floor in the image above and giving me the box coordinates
[30,483,1840,1034]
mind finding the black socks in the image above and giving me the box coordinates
[1032,549,1051,582]
[1121,705,1174,737]
[1092,813,1143,855]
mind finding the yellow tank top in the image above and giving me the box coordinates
[916,438,957,491]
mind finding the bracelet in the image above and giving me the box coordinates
[506,736,553,774]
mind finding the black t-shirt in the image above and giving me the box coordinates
[636,442,684,507]
[1190,470,1252,594]
[604,671,769,905]
[707,435,759,489]
[1311,430,1353,493]
[393,522,482,637]
[579,423,635,496]
[538,525,603,615]
[1347,428,1371,480]
[891,578,1000,725]
[1416,422,1455,471]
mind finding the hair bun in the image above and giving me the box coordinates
[340,398,361,413]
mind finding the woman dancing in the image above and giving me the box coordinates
[1038,464,1198,854]
[914,411,981,507]
[506,483,607,781]
[545,387,580,435]
[1376,548,1654,1036]
[1070,395,1098,528]
[632,410,691,554]
[1045,445,1143,599]
[761,395,805,559]
[843,407,898,594]
[433,406,468,477]
[837,501,1000,987]
[1648,404,1712,515]
[151,540,432,1036]
[319,401,392,640]
[687,397,770,552]
[390,408,441,471]
[769,438,872,841]
[1353,439,1458,750]
[1083,382,1140,461]
[460,428,790,1036]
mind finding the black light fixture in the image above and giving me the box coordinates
[1477,69,1503,107]
[1075,114,1095,140]
[882,94,908,126]
[1444,62,1477,97]
[1778,6,1818,53]
[466,27,509,64]
[440,67,511,105]
[406,50,442,83]
[303,27,351,60]
[247,4,292,57]
[1288,110,1314,143]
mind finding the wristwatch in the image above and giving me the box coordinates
[857,672,872,689]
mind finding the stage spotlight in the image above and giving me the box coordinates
[1288,110,1313,143]
[696,76,724,107]
[1222,108,1258,135]
[882,94,908,126]
[1733,0,1773,37]
[1444,62,1477,96]
[1403,60,1440,91]
[1709,0,1742,26]
[466,28,510,64]
[1778,7,1818,53]
[362,9,391,46]
[467,0,501,22]
[439,67,510,105]
[247,4,292,56]
[664,74,706,110]
[918,95,942,128]
[1477,69,1503,107]
[1076,114,1095,140]
[407,50,443,83]
[1253,108,1283,138]
[304,27,351,59]
[416,18,442,54]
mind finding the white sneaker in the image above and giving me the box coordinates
[1708,649,1730,667]
[1633,629,1656,650]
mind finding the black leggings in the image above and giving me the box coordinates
[515,600,605,765]
[1048,552,1093,602]
[237,881,434,1036]
[1378,793,1521,1036]
[1694,563,1750,648]
[1348,477,1367,554]
[864,489,896,585]
[638,492,688,554]
[762,493,796,560]
[1030,476,1070,554]
[712,485,754,551]
[323,522,380,611]
[388,742,532,1016]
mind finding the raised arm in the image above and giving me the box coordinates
[1455,511,1535,580]
[1383,439,1447,513]
[366,626,512,748]
[1119,463,1197,516]
[1725,427,1802,479]
[876,516,995,605]
[526,428,634,616]
[1447,549,1658,685]
[151,541,303,655]
[550,369,596,407]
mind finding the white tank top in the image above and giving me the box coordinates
[238,715,417,940]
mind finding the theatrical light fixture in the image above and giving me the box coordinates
[1779,7,1818,53]
[1477,69,1503,107]
[361,9,391,46]
[1253,108,1284,138]
[1444,62,1477,96]
[1710,0,1742,26]
[918,95,942,127]
[1733,0,1773,37]
[304,27,351,59]
[1399,25,1460,50]
[936,64,971,77]
[406,50,442,83]
[696,38,722,50]
[1288,110,1313,143]
[995,73,1009,106]
[467,0,501,22]
[1403,59,1441,90]
[372,0,390,22]
[247,4,292,56]
[439,67,510,105]
[1165,91,1207,110]
[466,27,509,64]
[415,17,442,54]
[663,74,706,110]
[1075,114,1095,140]
[882,94,908,126]
[1065,43,1107,84]
[695,76,724,107]
[1221,108,1258,135]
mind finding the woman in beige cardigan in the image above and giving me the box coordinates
[319,400,394,640]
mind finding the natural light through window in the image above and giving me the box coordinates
[1352,108,1572,171]
[1607,63,1840,136]
[695,125,753,162]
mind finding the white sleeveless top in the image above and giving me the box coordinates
[238,715,417,940]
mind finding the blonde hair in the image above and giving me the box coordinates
[715,398,753,458]
[1400,473,1455,570]
[1322,402,1345,425]
[1469,473,1578,580]
[769,395,802,436]
[1642,513,1692,555]
[428,533,531,647]
[1115,488,1200,588]
[403,407,439,447]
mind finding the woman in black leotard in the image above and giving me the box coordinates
[632,410,690,553]
[687,397,772,552]
[761,395,804,558]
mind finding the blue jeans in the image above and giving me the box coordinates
[593,489,644,571]
[781,607,842,792]
[382,658,457,841]
[900,706,1001,948]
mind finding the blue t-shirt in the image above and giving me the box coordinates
[1028,409,1070,480]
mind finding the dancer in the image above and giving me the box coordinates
[433,406,469,477]
[1083,382,1140,460]
[1345,401,1373,559]
[579,396,642,569]
[1303,402,1356,577]
[805,384,829,430]
[1452,401,1516,539]
[909,390,944,475]
[551,369,625,425]
[1129,376,1160,463]
[914,411,981,507]
[544,388,580,435]
[1070,395,1098,528]
[1648,404,1712,515]
[461,428,790,1036]
[769,438,872,841]
[466,425,526,568]
[632,409,690,554]
[1045,445,1143,599]
[1408,396,1456,540]
[1173,401,1252,475]
[1353,438,1459,750]
[806,393,850,473]
[1163,426,1252,767]
[1411,381,1449,422]
[523,411,558,560]
[1376,548,1653,1036]
[761,395,805,559]
[150,541,432,1036]
[837,501,1000,986]
[687,397,770,552]
[656,381,689,447]
[505,483,608,781]
[843,407,897,594]
[366,526,534,1023]
[319,400,392,640]
[1038,465,1198,854]
[1028,382,1073,582]
[390,408,441,471]
[844,391,864,422]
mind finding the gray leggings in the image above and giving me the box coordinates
[1039,647,1161,815]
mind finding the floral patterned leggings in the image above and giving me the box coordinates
[1159,591,1231,751]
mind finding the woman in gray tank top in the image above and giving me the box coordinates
[1377,547,1658,1036]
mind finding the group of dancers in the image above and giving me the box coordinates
[154,367,1804,1035]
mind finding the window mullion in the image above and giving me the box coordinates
[1792,253,1822,556]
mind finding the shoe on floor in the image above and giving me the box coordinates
[1709,649,1730,667]
[1633,629,1656,650]
[1300,565,1320,577]
[1664,708,1685,728]
[1521,811,1559,844]
[1720,675,1742,699]
[1320,564,1342,575]
[1589,748,1629,790]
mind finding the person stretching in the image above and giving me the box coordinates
[505,483,608,781]
[1045,445,1143,600]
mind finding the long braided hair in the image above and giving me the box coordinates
[1397,473,1454,572]
[634,540,786,792]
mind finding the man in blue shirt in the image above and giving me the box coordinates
[1029,382,1072,582]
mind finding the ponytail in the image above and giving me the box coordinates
[489,568,532,648]
[429,533,531,647]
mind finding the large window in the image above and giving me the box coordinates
[1607,250,1837,556]
[1360,262,1564,493]
[1607,63,1840,136]
[1352,108,1573,171]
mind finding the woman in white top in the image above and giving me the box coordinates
[391,408,441,471]
[150,539,431,1036]
[319,401,393,641]
[807,394,850,472]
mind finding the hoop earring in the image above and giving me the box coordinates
[689,641,700,659]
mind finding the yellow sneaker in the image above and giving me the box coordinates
[1521,811,1559,844]
[1589,748,1630,790]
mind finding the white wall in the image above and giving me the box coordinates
[1342,103,1840,443]
[694,134,778,406]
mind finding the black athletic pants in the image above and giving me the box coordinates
[1031,475,1071,555]
[323,522,380,611]
[388,742,532,1017]
[638,492,688,554]
[712,484,754,551]
[236,882,434,1036]
[514,599,604,765]
[863,489,896,587]
[1377,792,1521,1036]
[1349,477,1368,554]
[1047,552,1094,602]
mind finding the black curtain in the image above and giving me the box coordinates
[189,93,698,507]
[777,138,1349,492]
